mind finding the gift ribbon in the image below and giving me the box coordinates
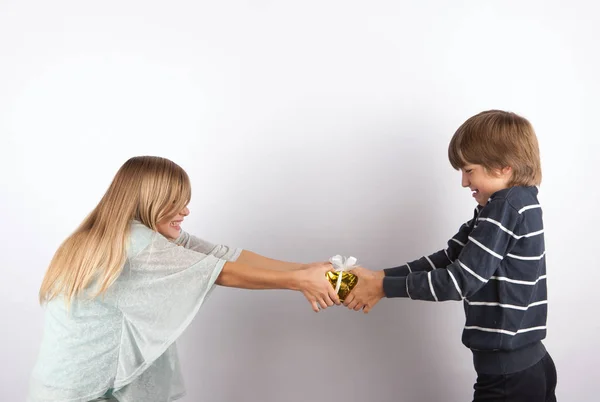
[329,255,357,293]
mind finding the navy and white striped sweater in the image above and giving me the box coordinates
[383,186,548,373]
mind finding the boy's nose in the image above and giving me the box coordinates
[181,206,190,216]
[461,171,470,188]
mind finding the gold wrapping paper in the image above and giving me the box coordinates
[326,271,358,302]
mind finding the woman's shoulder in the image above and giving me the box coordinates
[128,221,182,258]
[127,221,156,258]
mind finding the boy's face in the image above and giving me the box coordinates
[461,164,512,206]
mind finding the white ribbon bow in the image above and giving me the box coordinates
[329,255,358,294]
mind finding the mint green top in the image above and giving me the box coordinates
[28,221,241,402]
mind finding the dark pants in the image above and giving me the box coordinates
[473,352,557,402]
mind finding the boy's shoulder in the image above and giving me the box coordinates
[488,186,540,213]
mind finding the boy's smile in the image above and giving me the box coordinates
[461,164,512,206]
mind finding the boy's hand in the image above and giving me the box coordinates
[344,267,385,313]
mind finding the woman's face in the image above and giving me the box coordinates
[156,205,190,240]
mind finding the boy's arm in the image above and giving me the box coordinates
[383,199,521,300]
[384,208,479,277]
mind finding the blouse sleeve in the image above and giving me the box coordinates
[174,229,242,261]
[112,230,229,389]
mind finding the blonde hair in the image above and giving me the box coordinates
[448,110,542,186]
[39,156,191,304]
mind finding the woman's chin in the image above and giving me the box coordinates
[157,227,181,240]
[167,228,181,239]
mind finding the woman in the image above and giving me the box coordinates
[28,156,338,402]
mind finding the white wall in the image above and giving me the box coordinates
[1,1,598,401]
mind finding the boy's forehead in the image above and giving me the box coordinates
[461,163,487,171]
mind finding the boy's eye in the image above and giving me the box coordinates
[466,169,472,173]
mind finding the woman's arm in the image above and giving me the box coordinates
[216,260,340,312]
[176,232,303,270]
[235,250,304,271]
[174,231,336,310]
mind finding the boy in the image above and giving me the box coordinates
[345,110,557,401]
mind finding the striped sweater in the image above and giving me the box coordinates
[383,186,548,374]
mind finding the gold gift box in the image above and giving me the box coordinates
[326,271,358,302]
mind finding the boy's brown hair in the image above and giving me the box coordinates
[448,110,542,186]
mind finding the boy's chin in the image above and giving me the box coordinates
[475,196,488,206]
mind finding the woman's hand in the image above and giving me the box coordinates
[294,262,340,312]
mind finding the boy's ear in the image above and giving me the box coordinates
[501,166,513,177]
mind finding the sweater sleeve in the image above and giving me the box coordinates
[383,198,521,299]
[383,208,478,277]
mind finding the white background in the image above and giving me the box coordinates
[1,1,598,401]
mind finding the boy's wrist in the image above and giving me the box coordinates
[382,276,409,298]
[383,264,411,277]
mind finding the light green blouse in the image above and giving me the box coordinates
[28,221,241,402]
